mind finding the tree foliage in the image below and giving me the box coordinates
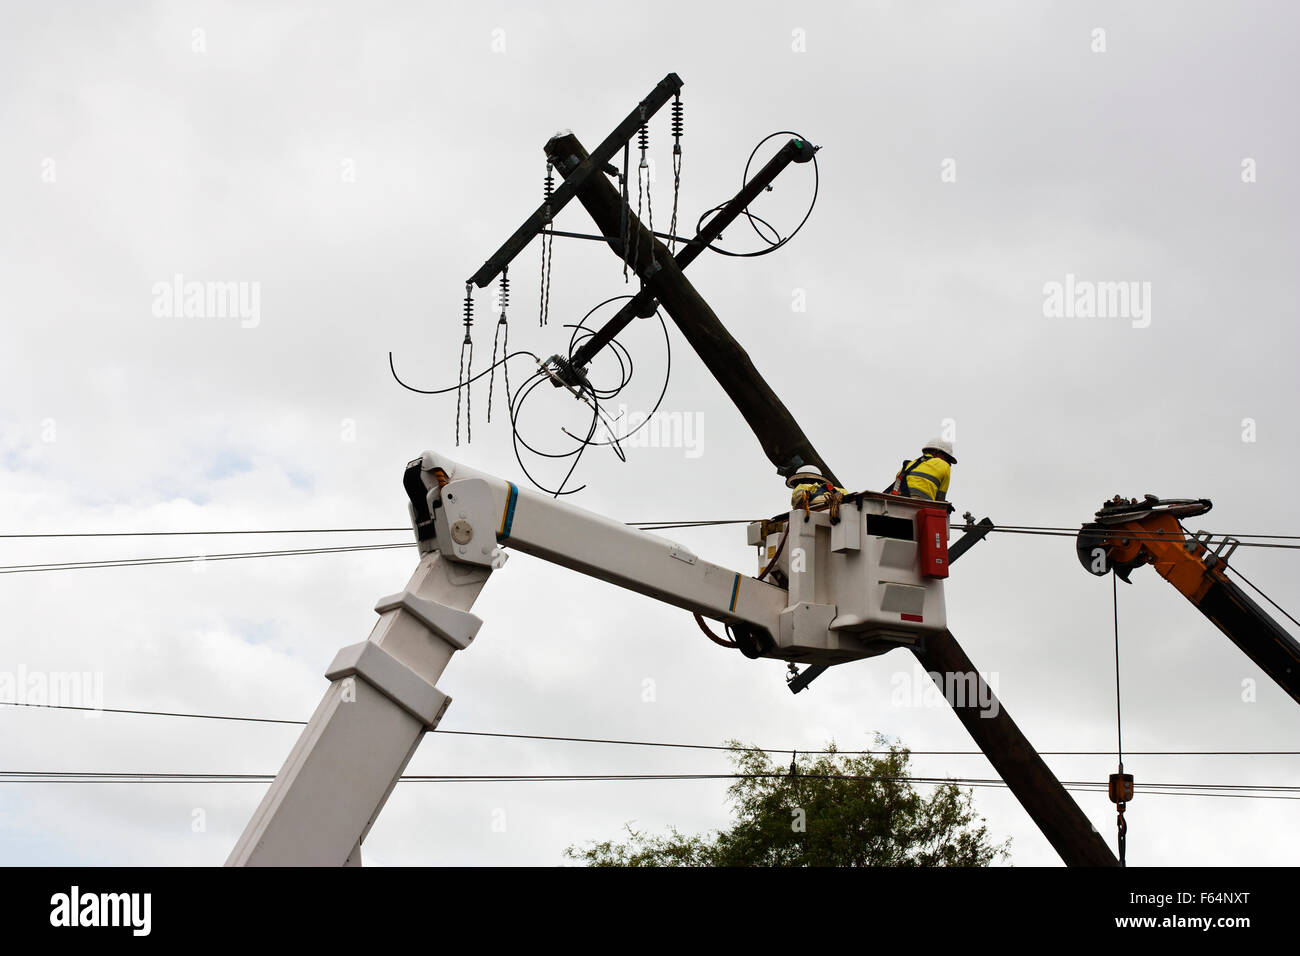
[565,737,1010,867]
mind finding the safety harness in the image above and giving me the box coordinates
[888,454,935,499]
[791,479,845,522]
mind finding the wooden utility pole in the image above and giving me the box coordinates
[545,128,1117,867]
[913,630,1117,866]
[543,132,841,487]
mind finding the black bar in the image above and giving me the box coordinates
[1198,572,1300,706]
[913,630,1119,867]
[787,664,828,694]
[567,138,814,373]
[949,518,995,564]
[467,73,683,288]
[791,514,992,695]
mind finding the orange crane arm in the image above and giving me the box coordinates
[1079,497,1300,706]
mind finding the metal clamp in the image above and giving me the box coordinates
[1204,535,1240,568]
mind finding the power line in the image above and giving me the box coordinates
[0,523,755,576]
[3,522,1298,578]
[0,542,416,575]
[0,528,410,539]
[3,700,1297,757]
[0,519,753,541]
[0,770,1292,800]
[0,701,305,726]
[4,521,1300,548]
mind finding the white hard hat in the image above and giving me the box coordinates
[784,465,825,488]
[922,438,957,463]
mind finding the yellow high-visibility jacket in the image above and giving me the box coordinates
[894,455,950,502]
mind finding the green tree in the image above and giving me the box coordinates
[565,737,1010,867]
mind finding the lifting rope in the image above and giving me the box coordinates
[1109,570,1134,866]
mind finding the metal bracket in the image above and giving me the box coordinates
[374,590,483,651]
[325,640,453,728]
[949,517,994,564]
[1204,535,1240,568]
[434,477,507,568]
[467,73,683,289]
[787,663,829,694]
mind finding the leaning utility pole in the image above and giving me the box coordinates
[543,132,839,485]
[511,76,1115,866]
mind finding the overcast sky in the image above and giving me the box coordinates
[2,1,1297,867]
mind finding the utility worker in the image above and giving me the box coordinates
[786,466,847,519]
[889,439,956,502]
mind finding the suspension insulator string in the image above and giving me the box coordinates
[539,162,555,326]
[669,92,683,255]
[643,127,656,272]
[456,282,475,446]
[487,266,510,423]
[631,107,647,279]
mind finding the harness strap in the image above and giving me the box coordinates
[889,454,933,497]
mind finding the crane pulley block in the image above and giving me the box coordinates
[1108,771,1135,804]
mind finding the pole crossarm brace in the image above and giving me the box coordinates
[544,132,839,485]
[466,73,683,289]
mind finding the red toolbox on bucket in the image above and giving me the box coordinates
[916,508,949,579]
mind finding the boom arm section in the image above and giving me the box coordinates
[1078,496,1300,706]
[406,451,787,647]
[230,451,957,865]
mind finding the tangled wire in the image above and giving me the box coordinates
[389,131,818,497]
[390,296,670,497]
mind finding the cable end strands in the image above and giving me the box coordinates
[432,76,819,496]
[539,354,592,404]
